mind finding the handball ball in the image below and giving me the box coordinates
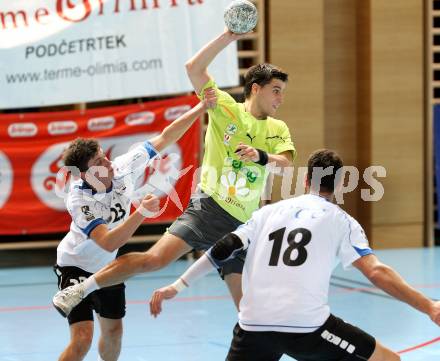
[224,0,258,34]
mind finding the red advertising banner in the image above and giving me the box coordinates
[0,95,200,235]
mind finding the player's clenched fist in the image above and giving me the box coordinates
[140,194,160,214]
[235,142,259,162]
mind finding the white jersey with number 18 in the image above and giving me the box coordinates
[233,194,372,333]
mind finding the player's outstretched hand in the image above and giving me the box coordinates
[202,87,217,110]
[235,142,259,162]
[149,285,178,317]
[224,28,253,42]
[429,300,440,326]
[140,194,160,214]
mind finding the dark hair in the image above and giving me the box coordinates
[63,138,100,172]
[243,63,288,99]
[307,149,344,193]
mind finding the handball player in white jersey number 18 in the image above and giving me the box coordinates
[150,149,440,361]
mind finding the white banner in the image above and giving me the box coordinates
[0,0,239,109]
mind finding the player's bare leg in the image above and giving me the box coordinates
[94,233,192,288]
[58,321,93,361]
[97,316,123,361]
[368,340,400,361]
[53,234,192,317]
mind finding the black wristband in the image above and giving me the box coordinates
[255,149,269,166]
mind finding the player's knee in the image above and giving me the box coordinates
[368,341,400,361]
[384,349,400,361]
[70,328,93,354]
[381,353,400,361]
[379,352,401,361]
[139,252,166,272]
[102,323,123,342]
[390,352,401,361]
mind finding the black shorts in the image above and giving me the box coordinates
[226,314,376,361]
[54,265,126,325]
[168,192,245,276]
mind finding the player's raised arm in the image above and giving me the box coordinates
[148,88,216,152]
[185,30,249,94]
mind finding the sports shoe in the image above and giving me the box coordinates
[52,283,85,317]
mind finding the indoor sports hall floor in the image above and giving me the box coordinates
[0,248,439,361]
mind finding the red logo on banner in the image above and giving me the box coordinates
[45,153,65,191]
[56,0,93,23]
[0,95,199,235]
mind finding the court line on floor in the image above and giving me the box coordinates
[0,295,231,313]
[1,274,439,291]
[0,273,218,288]
[2,337,438,359]
[330,277,439,301]
[0,281,437,312]
[330,282,394,300]
[332,275,373,287]
[2,296,439,356]
[333,275,440,292]
[398,336,440,354]
[0,341,207,359]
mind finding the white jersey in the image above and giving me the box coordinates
[57,141,158,273]
[233,194,372,333]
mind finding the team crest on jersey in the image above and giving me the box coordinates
[223,133,231,145]
[225,123,238,136]
[81,206,95,221]
[114,183,127,195]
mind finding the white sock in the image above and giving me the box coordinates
[82,275,100,297]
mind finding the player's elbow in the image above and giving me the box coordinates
[185,60,205,80]
[283,158,294,168]
[273,159,293,173]
[365,263,390,285]
[105,245,118,253]
[273,152,294,169]
[185,60,195,75]
[95,235,118,253]
[283,152,294,168]
[102,243,117,253]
